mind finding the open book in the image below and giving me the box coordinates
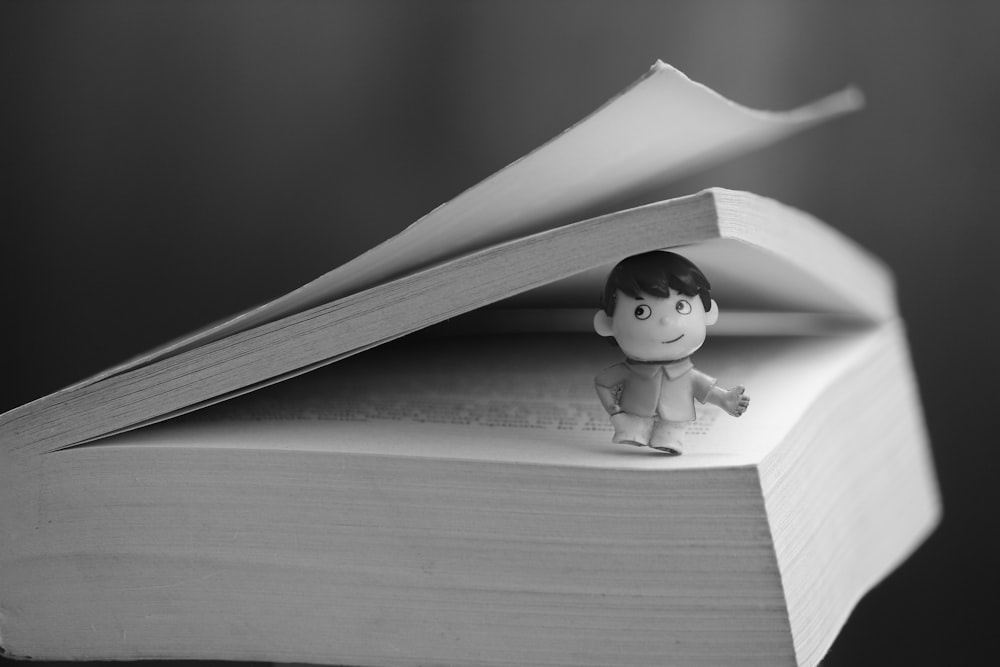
[0,62,939,667]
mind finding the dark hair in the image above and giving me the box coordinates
[600,251,712,315]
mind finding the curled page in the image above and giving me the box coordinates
[91,61,863,380]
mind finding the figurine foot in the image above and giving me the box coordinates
[610,412,654,446]
[650,421,684,455]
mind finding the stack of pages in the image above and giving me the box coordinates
[0,62,939,667]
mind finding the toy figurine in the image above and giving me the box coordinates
[593,251,749,454]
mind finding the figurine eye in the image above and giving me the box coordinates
[675,300,692,314]
[633,304,652,320]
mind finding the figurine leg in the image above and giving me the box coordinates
[610,412,654,447]
[649,419,684,455]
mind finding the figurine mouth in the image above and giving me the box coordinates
[661,334,684,344]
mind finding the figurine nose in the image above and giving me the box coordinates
[659,314,673,325]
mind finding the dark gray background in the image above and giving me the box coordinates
[3,1,998,665]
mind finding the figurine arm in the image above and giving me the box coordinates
[706,384,750,417]
[594,365,627,415]
[594,382,622,415]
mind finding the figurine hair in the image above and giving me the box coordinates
[600,251,712,315]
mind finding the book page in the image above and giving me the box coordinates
[482,235,887,320]
[99,331,885,470]
[98,62,861,377]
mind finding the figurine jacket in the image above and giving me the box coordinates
[595,357,717,422]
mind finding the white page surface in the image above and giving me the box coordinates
[92,330,884,471]
[231,62,862,323]
[101,62,860,375]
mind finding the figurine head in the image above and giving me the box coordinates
[593,251,719,362]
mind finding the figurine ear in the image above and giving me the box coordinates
[593,311,615,337]
[705,299,720,326]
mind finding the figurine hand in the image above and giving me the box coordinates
[722,386,750,417]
